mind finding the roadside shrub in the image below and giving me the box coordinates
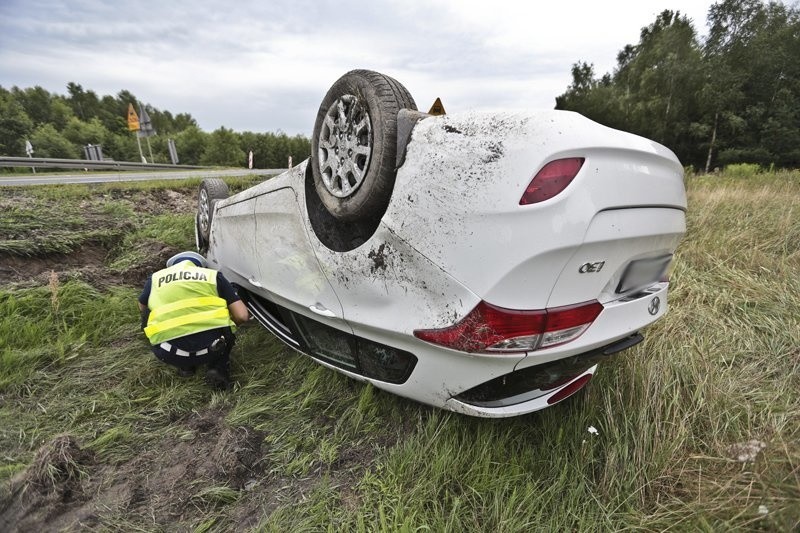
[722,163,761,178]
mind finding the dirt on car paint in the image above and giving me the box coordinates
[379,111,535,288]
[367,243,388,273]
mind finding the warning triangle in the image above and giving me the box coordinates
[428,97,446,116]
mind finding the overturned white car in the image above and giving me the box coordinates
[195,70,686,417]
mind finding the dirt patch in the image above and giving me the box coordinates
[118,241,182,287]
[155,189,196,214]
[25,434,92,494]
[1,187,195,288]
[0,435,95,531]
[0,242,179,289]
[0,402,411,532]
[0,244,108,285]
[91,187,196,217]
[0,409,270,532]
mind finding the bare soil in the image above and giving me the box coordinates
[0,410,271,531]
[0,188,194,288]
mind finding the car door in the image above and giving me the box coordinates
[252,187,345,328]
[208,198,260,289]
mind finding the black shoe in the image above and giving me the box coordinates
[177,366,197,377]
[205,368,231,390]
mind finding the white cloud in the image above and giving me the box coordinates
[0,0,717,135]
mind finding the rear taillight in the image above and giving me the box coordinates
[413,300,603,353]
[519,157,585,205]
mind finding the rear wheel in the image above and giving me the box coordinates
[311,69,416,222]
[197,179,229,253]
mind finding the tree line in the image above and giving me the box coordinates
[0,82,310,168]
[556,0,800,171]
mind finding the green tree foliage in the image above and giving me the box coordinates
[173,126,209,165]
[556,62,621,130]
[29,124,79,159]
[0,88,34,156]
[201,127,245,167]
[0,83,311,168]
[66,82,100,121]
[62,117,108,147]
[103,133,139,163]
[706,0,800,167]
[12,86,63,127]
[556,1,800,170]
[96,94,127,135]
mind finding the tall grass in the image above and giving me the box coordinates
[0,172,797,531]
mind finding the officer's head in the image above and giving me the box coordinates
[166,251,207,268]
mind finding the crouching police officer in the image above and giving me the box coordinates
[138,251,249,390]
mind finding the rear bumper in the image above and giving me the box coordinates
[426,283,668,417]
[514,282,668,372]
[446,333,643,417]
[445,366,598,417]
[240,276,668,418]
[334,283,669,418]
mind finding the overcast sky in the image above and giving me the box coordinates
[0,0,717,136]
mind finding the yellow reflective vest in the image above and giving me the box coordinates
[143,261,235,345]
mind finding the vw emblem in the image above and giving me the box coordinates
[648,296,661,316]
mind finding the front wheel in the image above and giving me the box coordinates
[196,178,228,253]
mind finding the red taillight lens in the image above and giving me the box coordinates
[519,157,585,205]
[413,300,603,353]
[413,302,545,353]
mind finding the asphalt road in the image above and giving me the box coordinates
[0,168,288,186]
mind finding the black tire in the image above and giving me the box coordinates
[311,70,417,221]
[197,179,229,252]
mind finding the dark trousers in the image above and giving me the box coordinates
[151,329,235,372]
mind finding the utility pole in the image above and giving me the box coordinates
[136,135,146,163]
[145,135,154,163]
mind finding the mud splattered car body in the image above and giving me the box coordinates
[198,73,686,417]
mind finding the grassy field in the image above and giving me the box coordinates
[0,170,798,531]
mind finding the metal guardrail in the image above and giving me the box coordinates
[0,167,291,186]
[0,156,206,171]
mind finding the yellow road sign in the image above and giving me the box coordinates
[428,97,446,115]
[127,103,140,131]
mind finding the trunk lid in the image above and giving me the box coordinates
[385,110,687,311]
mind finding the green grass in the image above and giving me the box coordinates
[0,171,798,531]
[722,163,764,179]
[0,176,264,258]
